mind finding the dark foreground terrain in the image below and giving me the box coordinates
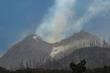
[0,66,110,73]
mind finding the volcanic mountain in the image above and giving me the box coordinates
[50,31,105,59]
[46,47,110,70]
[0,31,110,70]
[0,34,53,70]
[46,31,110,69]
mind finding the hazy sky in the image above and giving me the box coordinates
[0,0,110,55]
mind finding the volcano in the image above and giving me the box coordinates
[0,31,110,70]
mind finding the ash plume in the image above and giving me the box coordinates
[36,0,110,44]
[36,0,77,43]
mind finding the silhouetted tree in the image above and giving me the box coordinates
[70,59,87,73]
[0,66,9,73]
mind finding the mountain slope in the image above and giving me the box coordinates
[50,31,104,59]
[47,31,110,69]
[46,47,110,70]
[0,34,53,70]
[0,31,110,70]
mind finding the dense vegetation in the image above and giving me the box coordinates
[0,66,110,73]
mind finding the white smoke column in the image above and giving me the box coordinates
[36,0,110,44]
[79,0,110,25]
[67,0,110,36]
[36,0,77,43]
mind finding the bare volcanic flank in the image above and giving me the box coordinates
[50,31,104,59]
[0,31,110,70]
[47,31,110,69]
[0,34,53,70]
[46,47,110,70]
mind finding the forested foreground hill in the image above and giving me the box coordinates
[0,66,110,73]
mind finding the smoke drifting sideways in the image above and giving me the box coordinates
[36,0,110,44]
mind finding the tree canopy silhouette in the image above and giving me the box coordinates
[70,59,87,73]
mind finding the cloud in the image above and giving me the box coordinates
[36,0,110,44]
[36,0,77,43]
[67,0,110,36]
[80,0,110,25]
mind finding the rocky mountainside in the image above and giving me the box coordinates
[0,34,53,70]
[46,31,110,69]
[46,47,110,70]
[0,31,110,70]
[54,31,104,47]
[50,31,105,59]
